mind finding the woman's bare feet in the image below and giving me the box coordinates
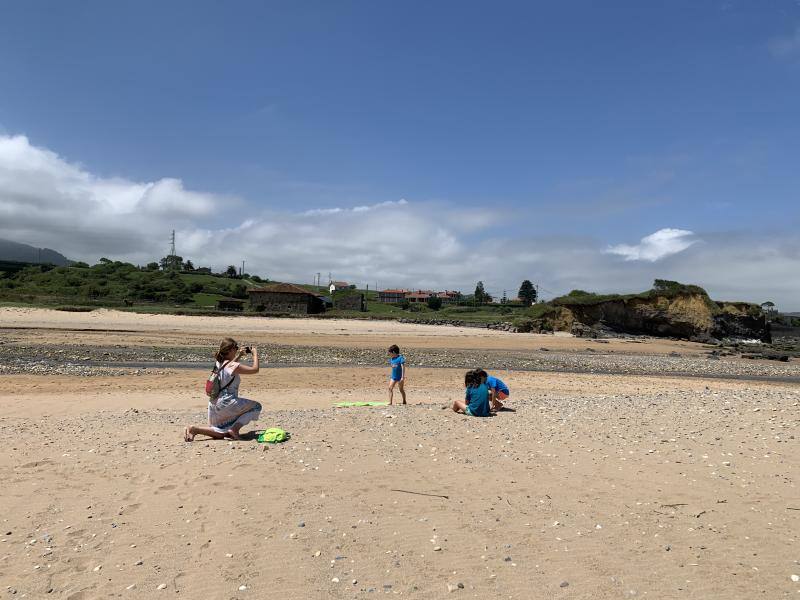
[185,425,225,441]
[226,426,243,440]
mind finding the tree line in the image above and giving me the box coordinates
[471,280,538,306]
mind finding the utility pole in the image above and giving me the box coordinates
[167,230,177,270]
[240,260,245,277]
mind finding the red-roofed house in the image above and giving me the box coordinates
[406,291,432,303]
[377,289,409,303]
[436,290,462,304]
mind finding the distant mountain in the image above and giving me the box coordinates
[0,239,70,266]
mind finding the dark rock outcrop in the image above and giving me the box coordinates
[713,312,771,343]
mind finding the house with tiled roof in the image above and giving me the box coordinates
[377,289,409,303]
[436,290,462,304]
[406,291,433,303]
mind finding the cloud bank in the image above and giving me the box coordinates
[1,134,798,309]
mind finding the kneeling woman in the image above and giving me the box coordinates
[184,338,263,441]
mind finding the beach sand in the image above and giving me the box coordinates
[0,306,704,353]
[1,308,799,599]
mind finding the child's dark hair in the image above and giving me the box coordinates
[465,369,481,388]
[388,344,400,354]
[474,368,488,381]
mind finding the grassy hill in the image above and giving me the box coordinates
[0,259,264,311]
[0,238,69,266]
[0,258,534,322]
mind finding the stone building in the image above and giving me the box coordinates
[333,291,366,311]
[216,298,245,312]
[248,283,326,314]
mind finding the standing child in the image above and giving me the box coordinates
[387,344,407,405]
[475,368,510,412]
[452,369,490,417]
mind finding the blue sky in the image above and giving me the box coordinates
[0,1,798,307]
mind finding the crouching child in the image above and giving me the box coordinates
[452,369,491,417]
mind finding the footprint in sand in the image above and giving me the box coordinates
[120,502,142,514]
[19,459,56,469]
[68,556,94,573]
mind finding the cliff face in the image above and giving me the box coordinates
[549,293,770,342]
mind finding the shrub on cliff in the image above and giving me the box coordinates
[652,279,709,297]
[551,281,713,307]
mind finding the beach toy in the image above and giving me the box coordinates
[334,401,389,407]
[258,428,290,443]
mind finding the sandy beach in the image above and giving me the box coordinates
[2,308,799,599]
[0,307,707,353]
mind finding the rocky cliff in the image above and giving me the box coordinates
[527,282,771,343]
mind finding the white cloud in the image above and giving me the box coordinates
[302,199,407,216]
[606,228,697,262]
[1,134,798,309]
[0,135,226,259]
[0,134,490,287]
[768,25,800,58]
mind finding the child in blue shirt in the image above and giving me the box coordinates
[388,344,407,405]
[475,368,510,412]
[452,369,490,417]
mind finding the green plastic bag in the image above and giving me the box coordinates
[258,428,290,444]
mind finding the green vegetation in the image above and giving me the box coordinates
[363,300,406,315]
[426,296,443,310]
[473,281,491,304]
[0,259,265,309]
[525,302,560,320]
[651,279,710,296]
[550,280,715,307]
[0,261,736,331]
[518,279,537,306]
[550,289,640,306]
